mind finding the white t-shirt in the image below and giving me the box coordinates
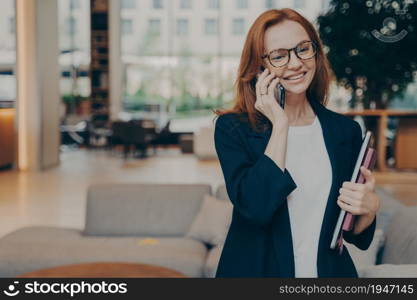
[285,116,332,277]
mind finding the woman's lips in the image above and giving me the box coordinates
[283,71,307,83]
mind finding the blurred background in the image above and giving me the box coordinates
[0,0,416,278]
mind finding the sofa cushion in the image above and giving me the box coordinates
[358,264,417,278]
[374,186,405,232]
[84,183,211,236]
[203,244,223,278]
[185,194,232,246]
[345,229,384,270]
[215,184,229,202]
[0,226,208,278]
[382,206,417,264]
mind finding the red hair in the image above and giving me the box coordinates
[213,8,334,131]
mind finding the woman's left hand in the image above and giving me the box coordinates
[337,166,380,232]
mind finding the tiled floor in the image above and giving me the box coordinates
[0,147,416,238]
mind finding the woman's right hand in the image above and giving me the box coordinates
[255,68,288,128]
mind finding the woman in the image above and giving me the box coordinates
[213,8,380,277]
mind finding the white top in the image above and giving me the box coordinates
[285,116,332,277]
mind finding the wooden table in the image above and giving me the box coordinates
[343,110,417,171]
[18,262,187,278]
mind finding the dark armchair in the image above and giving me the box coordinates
[109,120,157,159]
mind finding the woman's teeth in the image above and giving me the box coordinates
[285,72,306,80]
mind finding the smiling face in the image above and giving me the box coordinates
[263,20,316,95]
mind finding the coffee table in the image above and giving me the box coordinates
[18,262,187,278]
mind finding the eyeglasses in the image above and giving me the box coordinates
[261,40,317,68]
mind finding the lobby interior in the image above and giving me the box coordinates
[0,0,416,278]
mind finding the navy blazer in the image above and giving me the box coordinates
[214,98,376,277]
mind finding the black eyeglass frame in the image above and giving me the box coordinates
[261,40,318,68]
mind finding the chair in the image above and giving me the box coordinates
[109,121,130,156]
[88,114,111,147]
[109,120,157,159]
[150,120,180,147]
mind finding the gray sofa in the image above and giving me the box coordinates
[0,184,214,277]
[0,183,416,277]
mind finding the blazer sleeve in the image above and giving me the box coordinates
[214,115,297,228]
[342,120,377,250]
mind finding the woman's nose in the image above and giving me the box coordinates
[287,49,303,69]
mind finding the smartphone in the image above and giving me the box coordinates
[258,66,286,109]
[276,83,286,109]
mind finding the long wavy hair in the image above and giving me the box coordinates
[213,8,334,131]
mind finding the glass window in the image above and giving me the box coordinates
[204,18,218,35]
[180,0,192,9]
[9,16,15,35]
[236,0,248,9]
[66,17,77,35]
[58,0,91,121]
[322,0,331,10]
[265,0,275,9]
[232,18,245,35]
[148,19,161,35]
[294,0,305,9]
[121,0,136,9]
[176,18,189,36]
[207,0,219,9]
[153,0,163,9]
[70,0,80,9]
[0,0,16,109]
[122,18,133,35]
[120,0,241,127]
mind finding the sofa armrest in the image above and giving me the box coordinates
[358,264,417,278]
[381,207,417,264]
[203,244,223,278]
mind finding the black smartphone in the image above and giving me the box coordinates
[257,66,286,109]
[276,83,286,109]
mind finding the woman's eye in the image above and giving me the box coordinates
[272,56,285,61]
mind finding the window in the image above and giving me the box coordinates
[9,17,15,35]
[322,0,331,10]
[148,19,161,35]
[153,0,163,9]
[294,0,305,9]
[232,18,245,35]
[122,18,133,35]
[207,0,219,9]
[204,18,218,35]
[265,0,275,9]
[70,0,80,9]
[236,0,248,9]
[66,17,77,35]
[121,0,136,9]
[180,0,192,9]
[176,18,189,36]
